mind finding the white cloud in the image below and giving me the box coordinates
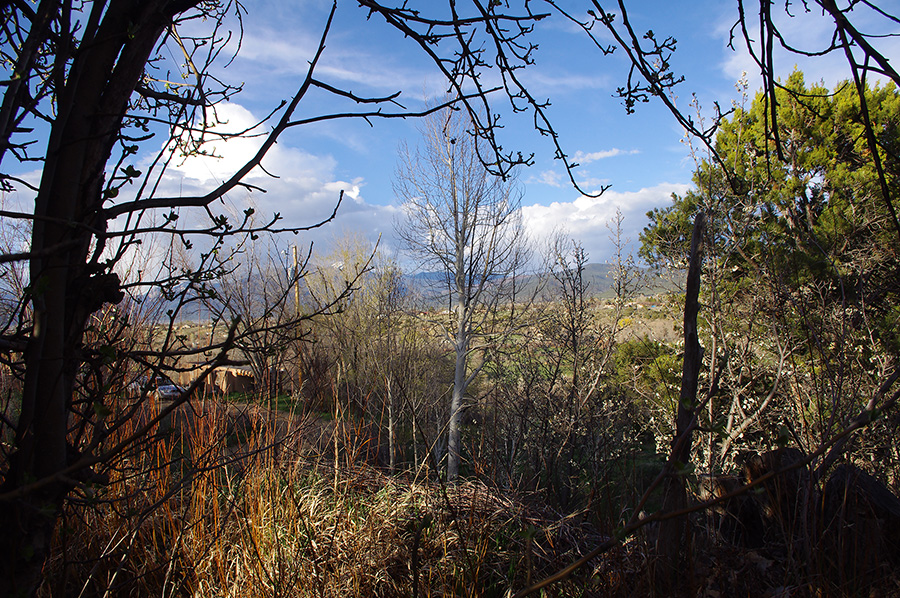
[168,103,273,185]
[236,27,439,100]
[572,148,640,164]
[520,182,690,262]
[126,102,395,260]
[575,176,611,190]
[527,170,565,188]
[526,170,611,194]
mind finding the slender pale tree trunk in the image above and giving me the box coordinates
[446,152,469,483]
[447,299,468,482]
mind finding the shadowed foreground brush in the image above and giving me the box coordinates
[37,398,617,597]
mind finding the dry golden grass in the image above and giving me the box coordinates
[38,397,616,598]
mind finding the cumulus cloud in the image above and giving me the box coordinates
[167,103,273,185]
[520,182,690,262]
[133,102,396,257]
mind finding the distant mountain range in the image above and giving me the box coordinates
[402,263,678,308]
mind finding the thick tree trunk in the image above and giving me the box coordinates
[0,3,189,595]
[654,213,705,594]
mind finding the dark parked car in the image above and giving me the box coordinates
[152,382,185,401]
[127,376,186,401]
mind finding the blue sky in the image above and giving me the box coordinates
[8,0,896,268]
[188,0,718,263]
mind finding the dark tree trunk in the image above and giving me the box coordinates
[654,212,705,594]
[0,3,194,595]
